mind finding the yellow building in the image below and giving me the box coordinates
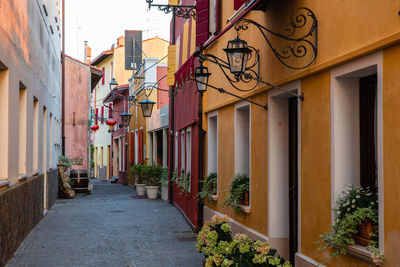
[127,37,169,185]
[200,0,400,266]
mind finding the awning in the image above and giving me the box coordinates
[174,53,196,88]
[103,84,129,104]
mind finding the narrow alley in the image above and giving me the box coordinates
[6,184,203,267]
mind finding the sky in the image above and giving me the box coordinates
[65,0,172,62]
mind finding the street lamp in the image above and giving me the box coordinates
[139,99,156,118]
[119,112,132,127]
[223,37,252,77]
[195,62,211,93]
[109,77,118,91]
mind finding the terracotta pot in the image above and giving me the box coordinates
[353,218,374,246]
[146,185,159,200]
[135,184,146,196]
[241,190,249,206]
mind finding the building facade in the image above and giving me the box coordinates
[199,0,400,266]
[91,36,131,179]
[65,55,102,174]
[0,0,62,265]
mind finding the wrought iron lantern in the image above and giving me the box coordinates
[194,62,211,93]
[109,77,118,91]
[119,112,132,127]
[139,99,156,118]
[223,37,251,76]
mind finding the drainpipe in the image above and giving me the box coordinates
[168,11,176,204]
[197,91,204,231]
[61,0,65,156]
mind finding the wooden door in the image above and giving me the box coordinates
[288,97,298,265]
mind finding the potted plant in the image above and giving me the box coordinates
[222,173,249,213]
[160,167,169,201]
[197,215,291,267]
[130,164,146,196]
[144,164,162,200]
[177,170,190,195]
[198,173,217,202]
[316,185,383,263]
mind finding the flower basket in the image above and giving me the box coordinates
[241,190,249,206]
[353,218,374,246]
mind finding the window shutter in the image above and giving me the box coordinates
[95,108,98,124]
[196,0,209,47]
[167,45,176,86]
[234,0,247,10]
[138,129,143,164]
[102,67,105,84]
[130,132,134,164]
[101,106,104,123]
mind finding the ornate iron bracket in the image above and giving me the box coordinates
[198,49,261,92]
[234,7,318,69]
[145,0,197,20]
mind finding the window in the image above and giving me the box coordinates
[331,53,383,248]
[175,132,178,171]
[33,97,39,172]
[207,113,218,175]
[181,131,185,173]
[186,128,192,192]
[49,113,53,167]
[135,130,139,164]
[42,107,47,172]
[235,104,250,174]
[100,147,104,166]
[19,84,27,175]
[0,64,8,179]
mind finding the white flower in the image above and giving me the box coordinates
[356,195,360,199]
[352,199,356,203]
[337,211,341,215]
[351,205,355,208]
[371,202,375,205]
[347,208,350,212]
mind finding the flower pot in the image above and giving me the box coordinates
[353,218,374,246]
[146,185,159,200]
[161,185,168,201]
[135,184,146,196]
[241,190,249,206]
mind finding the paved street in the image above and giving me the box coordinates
[6,183,203,267]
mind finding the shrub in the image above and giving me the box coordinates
[130,164,144,184]
[58,155,71,168]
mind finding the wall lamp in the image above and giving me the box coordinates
[196,7,317,102]
[145,0,196,20]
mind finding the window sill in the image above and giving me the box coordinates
[18,175,28,183]
[240,205,251,215]
[346,245,384,265]
[0,180,10,192]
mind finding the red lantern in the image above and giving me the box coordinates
[106,118,117,126]
[90,124,99,131]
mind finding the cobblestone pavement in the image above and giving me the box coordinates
[7,183,203,267]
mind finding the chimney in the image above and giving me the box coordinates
[117,36,125,47]
[84,41,91,63]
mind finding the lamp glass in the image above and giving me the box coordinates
[195,64,210,93]
[139,99,156,118]
[120,112,132,127]
[224,37,251,75]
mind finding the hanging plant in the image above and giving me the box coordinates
[198,172,217,202]
[316,185,384,263]
[222,173,249,213]
[177,170,191,195]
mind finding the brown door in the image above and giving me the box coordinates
[288,97,298,265]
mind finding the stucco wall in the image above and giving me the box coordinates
[65,57,90,171]
[0,0,61,184]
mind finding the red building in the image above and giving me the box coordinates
[103,84,129,184]
[168,0,205,231]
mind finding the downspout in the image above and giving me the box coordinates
[197,91,204,231]
[168,11,176,204]
[61,0,65,156]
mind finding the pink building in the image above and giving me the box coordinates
[65,55,103,173]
